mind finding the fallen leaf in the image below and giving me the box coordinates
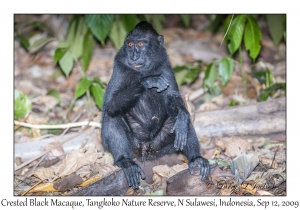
[220,188,231,195]
[76,165,91,178]
[240,183,256,195]
[203,148,217,159]
[258,155,279,169]
[34,167,54,180]
[43,141,65,160]
[77,174,102,187]
[216,137,252,158]
[55,146,99,177]
[28,183,57,193]
[211,166,235,178]
[257,190,273,196]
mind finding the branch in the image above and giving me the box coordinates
[14,120,101,129]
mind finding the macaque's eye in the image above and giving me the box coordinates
[137,42,143,47]
[128,42,134,47]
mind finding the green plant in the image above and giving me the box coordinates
[173,61,202,86]
[14,89,32,119]
[203,56,235,92]
[252,66,286,101]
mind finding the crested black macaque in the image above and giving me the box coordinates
[101,21,210,189]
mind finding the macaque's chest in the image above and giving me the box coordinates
[126,89,168,141]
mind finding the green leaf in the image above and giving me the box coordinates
[85,14,114,45]
[66,15,78,46]
[68,16,88,60]
[14,90,32,118]
[47,89,61,104]
[29,37,55,52]
[218,57,234,85]
[265,68,276,88]
[227,15,247,55]
[203,62,218,90]
[58,50,74,77]
[121,14,137,32]
[90,83,105,110]
[151,14,165,34]
[184,67,201,85]
[252,70,267,84]
[54,48,68,63]
[58,41,69,48]
[75,77,92,100]
[266,14,285,46]
[175,69,189,86]
[24,21,54,35]
[18,35,30,50]
[229,100,238,106]
[173,62,202,86]
[258,83,286,102]
[244,15,262,62]
[110,19,127,49]
[173,65,187,73]
[82,30,95,71]
[180,14,190,28]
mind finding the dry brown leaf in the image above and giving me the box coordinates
[258,155,279,169]
[215,141,226,151]
[77,174,102,187]
[55,146,99,177]
[240,183,256,195]
[220,188,231,195]
[211,166,235,178]
[216,137,252,158]
[96,152,114,164]
[171,164,188,173]
[33,167,54,180]
[98,164,119,177]
[152,165,177,178]
[76,165,91,178]
[251,137,267,148]
[257,190,273,196]
[43,141,65,160]
[203,148,218,159]
[28,183,57,193]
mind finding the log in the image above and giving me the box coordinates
[194,97,286,138]
[71,169,129,196]
[166,169,218,195]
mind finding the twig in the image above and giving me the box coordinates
[219,14,234,51]
[14,120,101,129]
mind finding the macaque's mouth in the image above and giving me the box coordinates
[134,64,143,68]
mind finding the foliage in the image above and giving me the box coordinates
[173,61,202,86]
[252,67,286,102]
[203,56,235,91]
[73,77,105,110]
[14,90,32,118]
[225,15,262,62]
[266,14,286,46]
[14,14,286,118]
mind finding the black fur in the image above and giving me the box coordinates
[101,21,210,189]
